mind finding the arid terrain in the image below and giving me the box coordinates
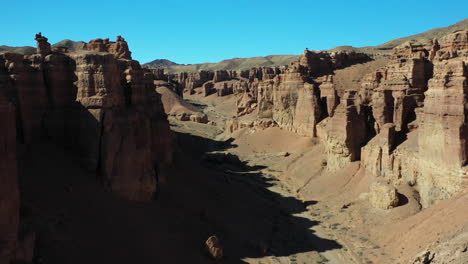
[1,19,468,264]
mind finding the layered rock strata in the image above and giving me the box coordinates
[231,50,370,136]
[224,31,467,208]
[0,83,20,264]
[0,34,173,263]
[343,31,467,207]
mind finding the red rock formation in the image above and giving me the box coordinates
[3,52,48,144]
[270,67,322,137]
[216,82,233,96]
[369,47,430,132]
[34,32,51,56]
[318,90,366,170]
[177,70,213,94]
[213,70,230,83]
[202,81,215,96]
[418,48,468,206]
[226,50,372,137]
[359,30,468,207]
[2,34,173,201]
[107,35,132,59]
[0,34,175,264]
[319,75,339,117]
[0,67,19,264]
[83,36,132,59]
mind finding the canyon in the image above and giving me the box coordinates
[0,22,467,264]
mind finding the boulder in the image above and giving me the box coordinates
[190,113,208,123]
[369,182,399,209]
[205,235,224,260]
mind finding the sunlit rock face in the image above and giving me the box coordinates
[417,31,468,207]
[232,50,370,137]
[318,90,366,170]
[357,30,468,207]
[228,31,468,208]
[82,35,132,59]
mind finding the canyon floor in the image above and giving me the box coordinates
[19,89,468,264]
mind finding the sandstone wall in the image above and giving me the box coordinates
[226,31,468,208]
[0,34,174,263]
[0,64,19,264]
[358,31,468,207]
[417,49,467,207]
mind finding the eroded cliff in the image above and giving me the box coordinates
[0,34,173,264]
[223,31,468,208]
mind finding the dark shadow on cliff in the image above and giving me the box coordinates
[173,130,342,262]
[19,125,340,264]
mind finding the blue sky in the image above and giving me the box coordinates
[2,0,467,64]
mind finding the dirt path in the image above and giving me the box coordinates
[178,97,357,264]
[245,166,357,264]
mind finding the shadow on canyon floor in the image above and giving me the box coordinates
[175,131,342,262]
[18,129,341,264]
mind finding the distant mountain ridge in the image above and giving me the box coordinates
[0,45,36,55]
[0,39,85,55]
[1,18,467,74]
[145,18,468,73]
[146,55,299,74]
[377,18,468,49]
[52,39,86,51]
[145,59,179,67]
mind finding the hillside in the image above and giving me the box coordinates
[152,55,299,74]
[52,39,86,51]
[145,59,178,67]
[145,18,468,73]
[377,18,468,49]
[0,45,36,55]
[0,39,85,55]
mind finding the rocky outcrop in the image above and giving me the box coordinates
[3,52,49,144]
[215,82,233,96]
[358,30,468,207]
[155,80,208,123]
[0,81,19,264]
[368,182,400,209]
[369,46,429,133]
[229,50,371,137]
[2,34,173,200]
[34,32,51,56]
[83,36,132,59]
[0,33,174,263]
[205,235,224,260]
[217,30,466,208]
[270,71,321,137]
[213,70,230,83]
[318,90,366,170]
[202,81,215,96]
[177,71,213,94]
[417,36,468,207]
[409,232,468,264]
[225,118,277,134]
[319,75,339,117]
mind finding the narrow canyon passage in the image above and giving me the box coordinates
[18,96,354,264]
[162,97,358,263]
[2,24,468,264]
